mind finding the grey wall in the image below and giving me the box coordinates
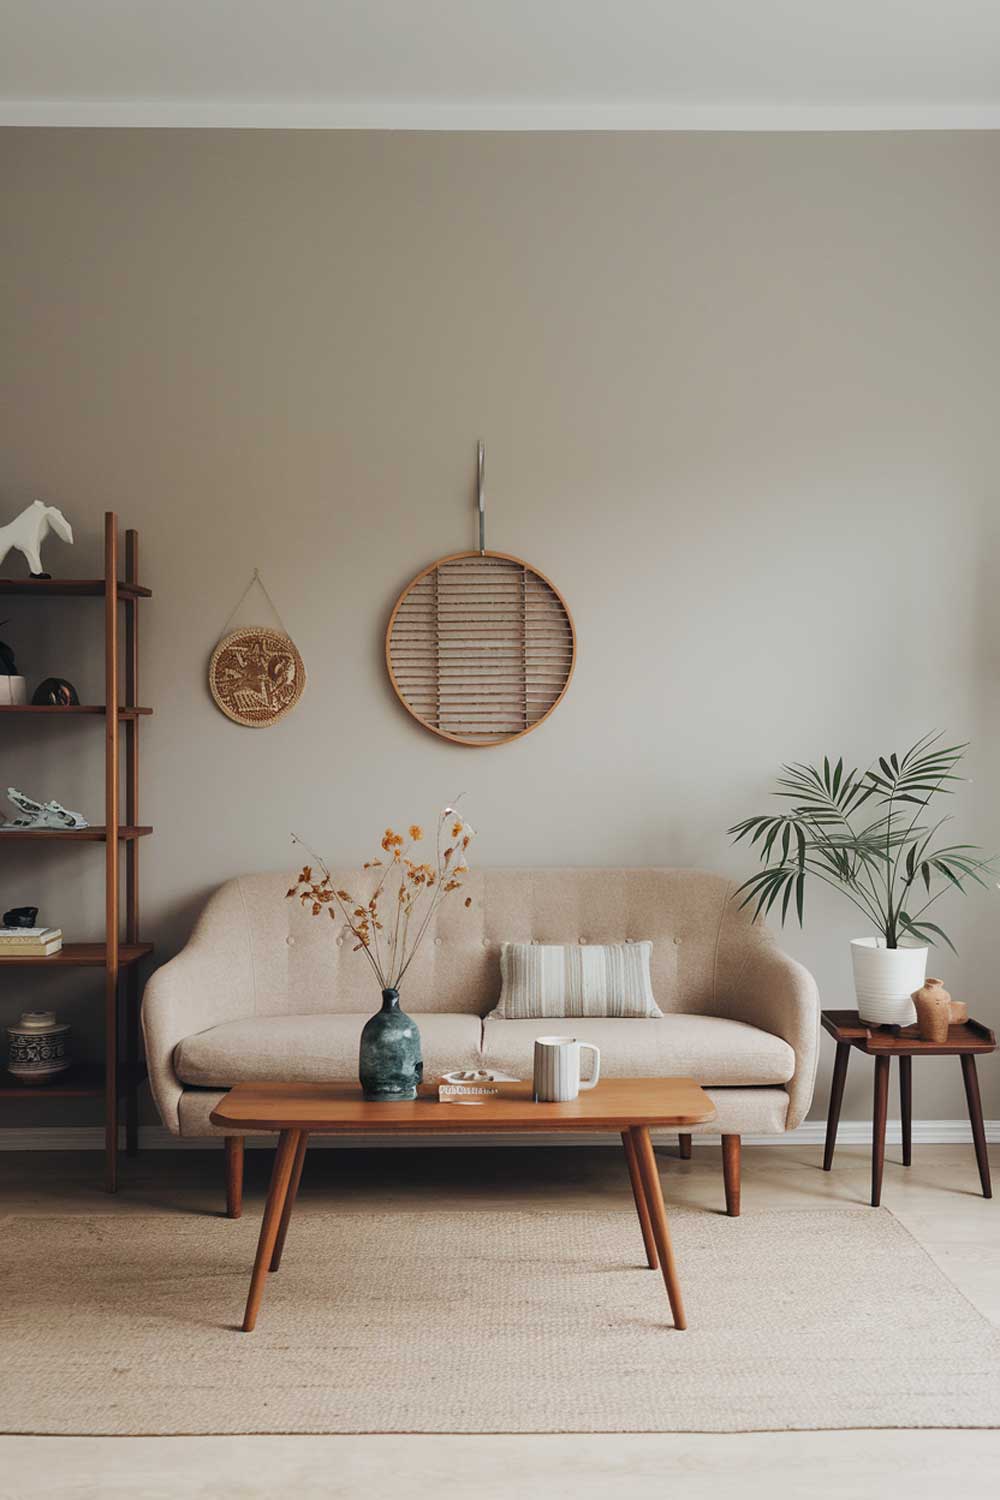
[1,129,998,1127]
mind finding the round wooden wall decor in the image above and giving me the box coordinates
[209,626,306,728]
[386,550,576,747]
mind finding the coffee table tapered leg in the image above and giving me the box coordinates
[621,1130,658,1270]
[270,1131,309,1272]
[242,1129,300,1332]
[631,1126,686,1329]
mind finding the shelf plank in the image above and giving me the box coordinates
[0,1063,147,1099]
[0,578,151,599]
[0,941,153,967]
[0,705,153,718]
[0,826,152,841]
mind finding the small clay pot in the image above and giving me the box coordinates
[911,979,951,1044]
[948,998,968,1025]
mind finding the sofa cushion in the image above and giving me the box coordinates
[174,1012,484,1087]
[492,941,662,1019]
[482,1014,795,1086]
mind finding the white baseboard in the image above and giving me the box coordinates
[0,1120,996,1151]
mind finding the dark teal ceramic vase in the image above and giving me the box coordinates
[358,989,423,1101]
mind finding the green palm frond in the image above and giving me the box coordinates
[862,731,968,807]
[728,734,998,949]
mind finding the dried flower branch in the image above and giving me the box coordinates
[288,803,476,991]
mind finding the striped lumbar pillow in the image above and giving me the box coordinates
[491,941,662,1020]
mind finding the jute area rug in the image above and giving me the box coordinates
[3,1207,999,1434]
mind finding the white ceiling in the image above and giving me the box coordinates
[1,0,999,129]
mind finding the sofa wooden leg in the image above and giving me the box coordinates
[722,1134,741,1217]
[678,1133,692,1159]
[225,1136,244,1219]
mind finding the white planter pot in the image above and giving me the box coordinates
[850,938,927,1026]
[0,676,26,705]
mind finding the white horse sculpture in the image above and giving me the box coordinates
[0,500,74,577]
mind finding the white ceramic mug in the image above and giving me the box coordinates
[533,1036,601,1102]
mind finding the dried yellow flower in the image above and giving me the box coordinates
[290,802,474,992]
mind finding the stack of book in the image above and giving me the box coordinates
[0,926,63,958]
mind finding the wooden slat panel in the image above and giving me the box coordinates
[386,550,575,746]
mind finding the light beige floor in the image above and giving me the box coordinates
[1,1140,997,1498]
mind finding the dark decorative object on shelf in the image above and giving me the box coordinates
[3,905,38,928]
[0,628,18,674]
[358,989,423,1101]
[0,624,27,705]
[31,676,79,706]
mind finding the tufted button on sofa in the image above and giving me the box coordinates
[142,868,820,1218]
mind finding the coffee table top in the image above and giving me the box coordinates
[210,1078,716,1133]
[822,1009,997,1056]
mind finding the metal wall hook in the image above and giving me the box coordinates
[477,439,486,555]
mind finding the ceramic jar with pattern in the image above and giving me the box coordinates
[6,1011,71,1084]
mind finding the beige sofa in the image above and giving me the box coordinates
[142,867,820,1217]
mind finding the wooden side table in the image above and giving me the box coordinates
[821,1009,996,1206]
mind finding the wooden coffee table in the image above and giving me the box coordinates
[211,1077,716,1333]
[821,1009,997,1206]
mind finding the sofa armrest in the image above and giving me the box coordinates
[141,879,254,1134]
[720,940,821,1131]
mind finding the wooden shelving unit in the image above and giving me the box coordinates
[0,513,152,1190]
[0,1062,148,1100]
[0,827,153,842]
[0,942,153,968]
[0,705,152,718]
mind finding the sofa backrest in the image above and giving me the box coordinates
[199,867,769,1018]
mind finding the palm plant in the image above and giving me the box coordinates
[729,733,997,951]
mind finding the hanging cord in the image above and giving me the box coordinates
[218,568,292,638]
[477,439,486,555]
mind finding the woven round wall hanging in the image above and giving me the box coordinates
[386,549,576,747]
[209,571,306,728]
[210,626,306,727]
